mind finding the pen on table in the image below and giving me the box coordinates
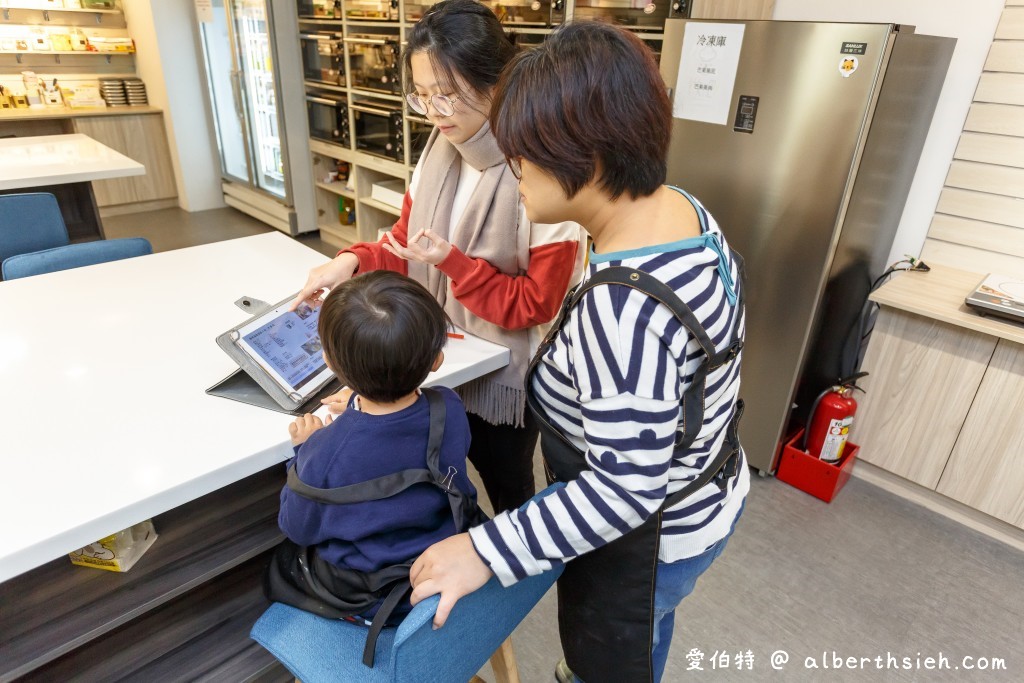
[446,332,464,340]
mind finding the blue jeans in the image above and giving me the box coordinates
[651,501,745,682]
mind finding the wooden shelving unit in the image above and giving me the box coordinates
[295,0,719,248]
[0,466,288,681]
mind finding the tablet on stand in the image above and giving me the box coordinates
[208,293,342,414]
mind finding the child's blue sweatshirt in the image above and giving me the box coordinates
[279,386,475,573]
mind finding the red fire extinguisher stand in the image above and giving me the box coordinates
[776,373,867,502]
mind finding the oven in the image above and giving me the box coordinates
[572,0,673,33]
[478,0,565,27]
[345,35,401,95]
[345,0,399,20]
[407,115,434,165]
[306,93,350,146]
[300,31,344,86]
[352,100,403,161]
[404,0,440,22]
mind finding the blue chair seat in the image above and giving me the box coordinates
[251,484,566,683]
[1,237,152,280]
[252,569,561,683]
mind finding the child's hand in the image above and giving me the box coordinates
[289,413,326,446]
[321,387,354,415]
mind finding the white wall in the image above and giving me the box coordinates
[123,0,225,212]
[772,0,1005,265]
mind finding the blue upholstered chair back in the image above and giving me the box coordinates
[0,193,69,265]
[1,238,153,280]
[251,484,566,683]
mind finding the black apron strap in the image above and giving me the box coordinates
[524,259,747,683]
[287,465,436,504]
[362,579,412,667]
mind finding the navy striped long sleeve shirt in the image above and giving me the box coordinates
[468,189,750,586]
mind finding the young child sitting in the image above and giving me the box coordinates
[264,271,483,665]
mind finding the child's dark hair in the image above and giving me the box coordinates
[318,271,450,403]
[403,0,517,103]
[491,21,670,200]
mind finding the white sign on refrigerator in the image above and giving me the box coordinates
[194,0,214,23]
[673,22,746,125]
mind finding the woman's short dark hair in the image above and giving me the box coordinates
[491,21,671,200]
[318,271,450,403]
[404,0,517,101]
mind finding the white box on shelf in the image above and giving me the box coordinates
[370,178,404,210]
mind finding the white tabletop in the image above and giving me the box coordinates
[0,133,145,190]
[0,233,509,583]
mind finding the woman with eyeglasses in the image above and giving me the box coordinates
[292,0,584,515]
[408,22,748,683]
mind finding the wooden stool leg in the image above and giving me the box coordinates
[490,637,520,683]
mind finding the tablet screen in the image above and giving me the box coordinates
[235,300,335,399]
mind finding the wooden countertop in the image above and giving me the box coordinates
[870,263,1024,345]
[0,105,162,121]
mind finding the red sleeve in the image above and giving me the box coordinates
[436,239,579,330]
[339,191,412,276]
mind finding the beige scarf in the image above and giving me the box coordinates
[407,122,532,426]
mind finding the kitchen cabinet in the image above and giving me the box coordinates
[72,112,177,208]
[854,312,994,488]
[937,339,1024,527]
[852,264,1024,532]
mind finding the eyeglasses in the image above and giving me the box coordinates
[405,92,460,117]
[506,156,522,180]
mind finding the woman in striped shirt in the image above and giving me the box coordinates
[410,22,749,682]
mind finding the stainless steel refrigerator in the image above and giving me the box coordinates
[198,0,315,235]
[659,19,954,473]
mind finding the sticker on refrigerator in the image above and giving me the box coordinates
[839,56,859,78]
[733,95,759,133]
[673,22,746,126]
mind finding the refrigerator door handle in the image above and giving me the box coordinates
[230,69,245,122]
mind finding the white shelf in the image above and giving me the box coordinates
[0,49,132,55]
[359,195,402,217]
[304,80,347,93]
[348,87,402,102]
[345,19,400,27]
[297,17,345,25]
[1,5,120,13]
[316,180,355,199]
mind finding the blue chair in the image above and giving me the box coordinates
[0,192,69,265]
[251,485,566,683]
[2,237,153,280]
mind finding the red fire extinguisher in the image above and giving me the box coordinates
[802,372,868,464]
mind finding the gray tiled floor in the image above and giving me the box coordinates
[107,206,1024,683]
[102,205,338,258]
